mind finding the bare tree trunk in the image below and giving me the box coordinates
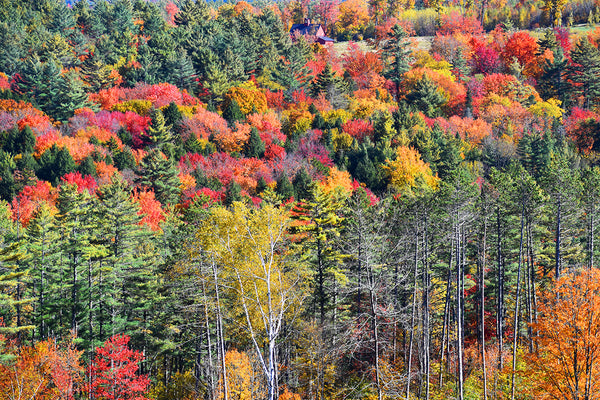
[406,234,419,400]
[423,217,431,400]
[510,207,525,400]
[456,225,464,400]
[439,244,455,390]
[555,198,562,279]
[212,262,228,400]
[479,211,488,400]
[496,208,504,371]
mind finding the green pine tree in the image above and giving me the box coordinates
[244,127,266,158]
[136,148,181,206]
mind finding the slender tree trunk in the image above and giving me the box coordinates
[456,224,464,400]
[439,244,455,389]
[525,217,534,353]
[496,208,504,371]
[479,212,488,400]
[368,265,382,400]
[406,233,419,400]
[555,198,562,279]
[201,280,215,399]
[589,208,595,268]
[212,263,228,400]
[423,217,431,400]
[510,207,525,400]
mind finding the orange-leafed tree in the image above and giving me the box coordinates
[527,268,600,400]
[0,337,83,400]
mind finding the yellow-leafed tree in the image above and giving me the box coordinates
[195,203,306,400]
[383,146,439,195]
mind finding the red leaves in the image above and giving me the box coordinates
[342,118,374,142]
[85,334,150,400]
[61,172,97,194]
[501,31,539,76]
[343,42,384,90]
[438,11,483,36]
[90,83,199,111]
[11,181,58,226]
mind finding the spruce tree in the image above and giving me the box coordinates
[25,203,61,340]
[293,167,313,201]
[136,149,181,206]
[224,179,242,206]
[567,37,600,109]
[382,24,413,101]
[276,172,295,200]
[244,127,266,158]
[0,150,15,202]
[406,75,446,118]
[0,240,34,337]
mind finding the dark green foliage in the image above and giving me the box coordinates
[406,75,446,118]
[293,167,313,200]
[244,127,266,158]
[77,156,97,177]
[0,150,15,201]
[538,46,568,102]
[222,99,244,125]
[382,24,413,101]
[567,37,600,109]
[276,172,295,200]
[4,126,35,155]
[310,63,338,97]
[163,102,184,136]
[224,179,242,206]
[117,127,133,147]
[113,147,137,171]
[256,176,268,194]
[136,148,181,206]
[37,145,76,185]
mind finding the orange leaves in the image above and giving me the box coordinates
[34,132,95,163]
[446,115,492,146]
[133,190,165,232]
[224,81,267,115]
[214,123,251,153]
[501,31,540,77]
[343,42,384,90]
[90,83,199,111]
[320,166,353,196]
[384,146,439,194]
[336,0,369,35]
[527,268,600,399]
[0,337,83,400]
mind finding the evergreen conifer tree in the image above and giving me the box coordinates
[276,172,295,200]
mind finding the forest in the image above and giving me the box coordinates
[0,0,600,398]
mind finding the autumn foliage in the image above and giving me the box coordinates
[528,268,600,400]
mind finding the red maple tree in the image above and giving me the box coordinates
[85,334,150,400]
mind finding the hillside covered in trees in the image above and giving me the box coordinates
[1,0,600,399]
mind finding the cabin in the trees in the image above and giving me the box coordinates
[290,18,334,45]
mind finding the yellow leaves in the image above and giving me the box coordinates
[196,203,305,340]
[111,99,153,115]
[319,166,353,197]
[178,173,196,191]
[224,81,268,115]
[383,146,439,194]
[528,98,564,121]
